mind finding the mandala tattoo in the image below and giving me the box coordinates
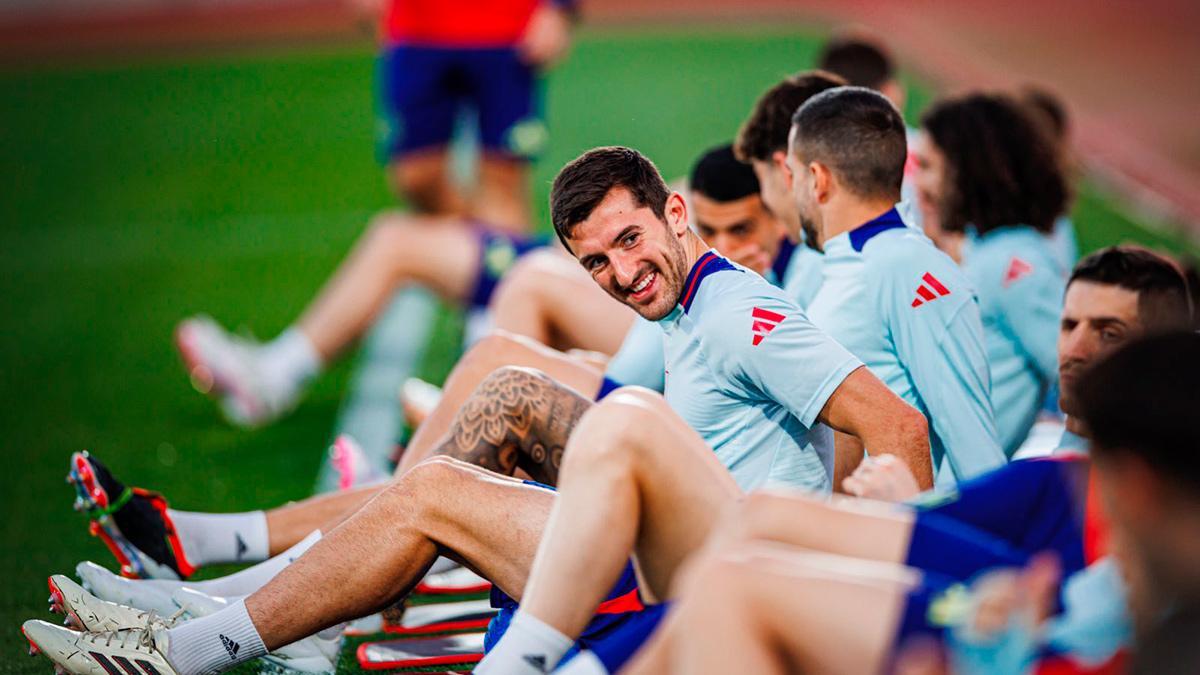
[435,367,589,484]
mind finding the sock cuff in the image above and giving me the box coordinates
[510,610,572,647]
[167,598,267,674]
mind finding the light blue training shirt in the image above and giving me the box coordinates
[962,225,1066,457]
[657,250,861,491]
[806,208,1005,487]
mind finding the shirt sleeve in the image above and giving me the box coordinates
[886,266,1007,482]
[601,317,665,393]
[705,288,861,429]
[996,261,1064,381]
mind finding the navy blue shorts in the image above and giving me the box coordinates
[378,45,546,160]
[468,228,550,309]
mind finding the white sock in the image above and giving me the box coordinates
[475,611,573,674]
[556,651,610,675]
[190,530,322,598]
[166,598,267,675]
[168,509,269,566]
[258,327,322,396]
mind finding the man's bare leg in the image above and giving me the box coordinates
[248,458,552,648]
[255,365,589,558]
[397,331,605,475]
[296,212,481,360]
[162,457,556,671]
[471,155,531,234]
[489,249,635,354]
[665,543,914,675]
[511,387,741,641]
[389,148,467,218]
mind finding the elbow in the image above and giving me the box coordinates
[901,405,929,447]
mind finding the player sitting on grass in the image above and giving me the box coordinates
[66,140,826,587]
[493,243,1194,675]
[913,92,1071,458]
[22,145,930,675]
[786,86,1005,488]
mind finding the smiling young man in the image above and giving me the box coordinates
[22,147,929,675]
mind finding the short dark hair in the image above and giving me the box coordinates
[690,144,760,203]
[734,71,846,163]
[816,33,895,90]
[550,146,671,251]
[1069,245,1194,332]
[921,92,1067,235]
[1077,331,1200,497]
[790,86,907,202]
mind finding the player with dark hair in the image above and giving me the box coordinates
[915,92,1070,458]
[1019,84,1080,267]
[22,146,929,674]
[787,85,1004,487]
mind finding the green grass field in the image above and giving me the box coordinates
[0,24,1192,673]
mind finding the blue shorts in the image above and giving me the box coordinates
[378,45,546,160]
[468,228,550,309]
[906,459,1088,582]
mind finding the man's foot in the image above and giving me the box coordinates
[68,452,194,580]
[175,315,296,427]
[22,619,178,675]
[76,561,180,616]
[174,588,339,673]
[48,574,184,633]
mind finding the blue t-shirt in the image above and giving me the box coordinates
[658,251,861,491]
[806,208,1005,487]
[962,226,1066,457]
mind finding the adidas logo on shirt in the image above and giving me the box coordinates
[751,307,785,346]
[911,272,951,307]
[1002,256,1033,287]
[220,634,240,660]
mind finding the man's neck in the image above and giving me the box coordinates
[821,198,899,243]
[681,230,711,270]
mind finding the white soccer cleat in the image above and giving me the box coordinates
[175,315,294,427]
[22,619,179,675]
[76,561,180,617]
[173,588,339,673]
[48,574,184,633]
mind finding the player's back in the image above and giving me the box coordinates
[963,225,1065,456]
[660,252,860,492]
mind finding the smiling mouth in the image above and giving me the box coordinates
[626,271,657,302]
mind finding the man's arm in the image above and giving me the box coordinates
[817,366,934,489]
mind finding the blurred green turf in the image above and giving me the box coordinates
[0,24,1193,674]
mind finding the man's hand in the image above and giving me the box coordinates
[842,453,922,502]
[518,3,574,68]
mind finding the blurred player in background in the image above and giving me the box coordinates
[1020,85,1080,268]
[360,0,577,230]
[915,92,1070,457]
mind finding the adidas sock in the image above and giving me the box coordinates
[258,327,322,397]
[190,530,322,598]
[168,510,269,566]
[474,611,573,674]
[166,598,267,675]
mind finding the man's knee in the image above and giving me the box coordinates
[459,331,537,375]
[385,456,473,515]
[491,251,557,311]
[563,387,665,471]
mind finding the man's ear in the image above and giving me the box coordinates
[665,192,689,237]
[812,162,835,204]
[772,150,792,181]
